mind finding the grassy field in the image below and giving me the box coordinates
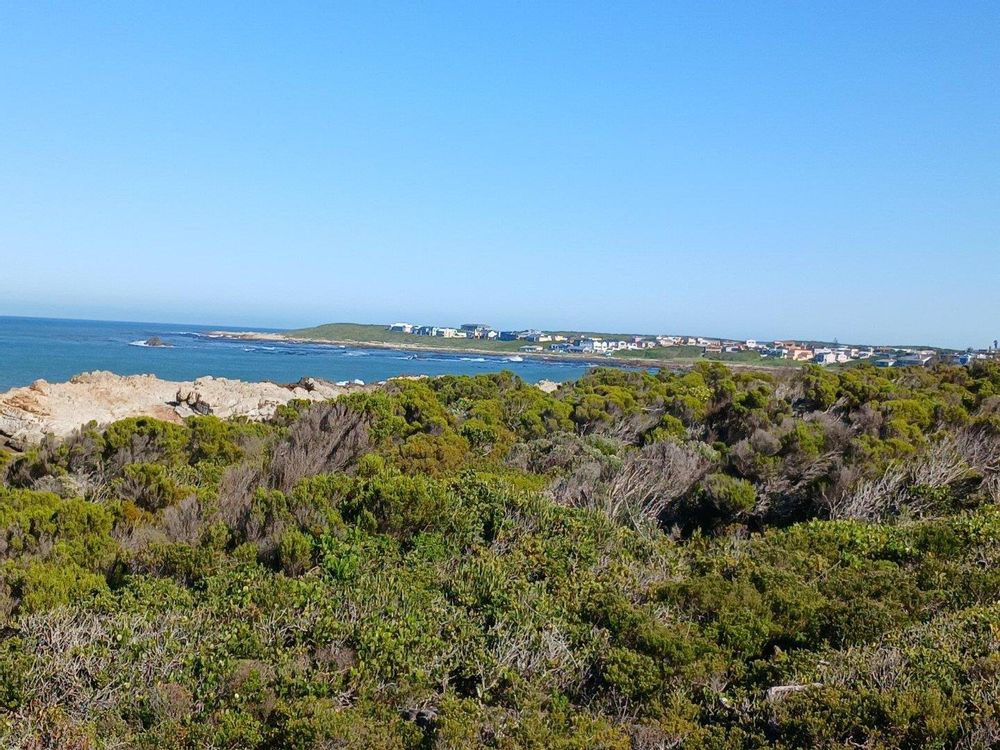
[284,323,813,371]
[708,350,804,367]
[611,346,806,368]
[612,345,704,360]
[286,324,820,370]
[288,323,530,352]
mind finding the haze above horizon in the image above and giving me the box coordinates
[1,2,997,349]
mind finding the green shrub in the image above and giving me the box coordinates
[1,365,998,746]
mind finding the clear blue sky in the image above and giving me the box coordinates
[1,2,997,347]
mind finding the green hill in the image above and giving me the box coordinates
[288,322,528,352]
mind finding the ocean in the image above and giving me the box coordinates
[0,316,611,392]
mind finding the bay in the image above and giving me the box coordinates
[0,316,611,391]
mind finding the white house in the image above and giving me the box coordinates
[571,337,609,353]
[897,353,933,367]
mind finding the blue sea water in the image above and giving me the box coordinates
[0,316,611,392]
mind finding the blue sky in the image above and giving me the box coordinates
[0,1,997,347]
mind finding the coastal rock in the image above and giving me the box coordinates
[191,399,213,416]
[536,379,561,393]
[294,377,319,392]
[0,371,357,449]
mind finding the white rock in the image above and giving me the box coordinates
[0,371,359,448]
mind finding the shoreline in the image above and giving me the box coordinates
[203,330,639,368]
[204,330,802,372]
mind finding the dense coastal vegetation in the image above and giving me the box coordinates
[2,361,1000,748]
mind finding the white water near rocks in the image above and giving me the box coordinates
[0,316,604,392]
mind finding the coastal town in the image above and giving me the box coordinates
[386,322,999,367]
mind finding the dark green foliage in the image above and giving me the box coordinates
[104,416,191,465]
[1,363,999,747]
[702,472,757,515]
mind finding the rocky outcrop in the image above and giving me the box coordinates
[0,371,355,450]
[174,386,213,415]
[536,379,561,394]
